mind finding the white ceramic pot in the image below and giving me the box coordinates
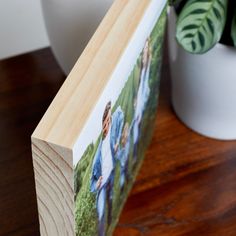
[168,8,236,140]
[41,0,114,75]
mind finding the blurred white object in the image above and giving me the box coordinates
[41,0,114,75]
[168,8,236,140]
[0,0,49,60]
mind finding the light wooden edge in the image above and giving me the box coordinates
[32,0,152,149]
[32,137,74,235]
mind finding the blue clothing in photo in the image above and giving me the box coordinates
[90,106,124,192]
[117,130,131,188]
[90,106,124,236]
[111,106,124,159]
[133,58,151,148]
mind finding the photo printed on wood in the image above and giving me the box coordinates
[31,0,167,235]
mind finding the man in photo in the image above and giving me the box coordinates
[117,122,131,193]
[90,102,124,236]
[132,38,152,162]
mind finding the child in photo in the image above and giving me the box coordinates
[90,102,124,236]
[117,122,131,193]
[132,38,152,161]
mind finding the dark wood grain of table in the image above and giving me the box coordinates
[0,46,236,236]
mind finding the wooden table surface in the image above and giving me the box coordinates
[0,47,236,236]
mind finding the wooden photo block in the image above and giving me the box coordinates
[31,0,167,235]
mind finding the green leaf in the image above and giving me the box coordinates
[169,0,184,6]
[176,0,228,54]
[231,10,236,47]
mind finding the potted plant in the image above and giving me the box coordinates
[168,0,236,140]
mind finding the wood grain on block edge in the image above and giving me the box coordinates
[31,137,74,235]
[32,0,152,149]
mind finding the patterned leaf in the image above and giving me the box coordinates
[231,10,236,47]
[176,0,228,54]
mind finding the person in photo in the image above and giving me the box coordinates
[117,122,131,193]
[132,38,152,162]
[90,102,124,236]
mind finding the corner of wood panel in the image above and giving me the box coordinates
[31,137,75,235]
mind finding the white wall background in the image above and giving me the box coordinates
[0,0,49,60]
